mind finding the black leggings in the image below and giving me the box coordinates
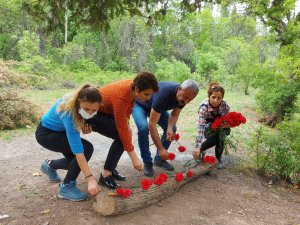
[35,123,94,184]
[86,113,124,172]
[201,128,230,160]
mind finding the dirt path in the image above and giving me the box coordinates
[1,131,300,225]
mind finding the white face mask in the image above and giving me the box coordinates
[79,108,97,120]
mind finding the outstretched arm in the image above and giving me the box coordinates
[76,154,101,196]
[149,108,168,160]
[166,108,181,141]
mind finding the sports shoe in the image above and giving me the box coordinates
[154,158,174,171]
[99,174,120,189]
[216,159,224,169]
[40,160,61,182]
[58,181,87,201]
[144,162,154,177]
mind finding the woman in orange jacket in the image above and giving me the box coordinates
[86,71,159,189]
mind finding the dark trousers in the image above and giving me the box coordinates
[86,113,124,172]
[35,123,94,184]
[201,128,230,160]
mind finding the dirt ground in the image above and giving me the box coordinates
[1,130,300,225]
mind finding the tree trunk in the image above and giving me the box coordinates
[64,5,68,46]
[93,164,213,216]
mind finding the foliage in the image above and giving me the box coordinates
[250,120,300,184]
[256,80,300,123]
[23,0,221,31]
[240,0,300,46]
[155,58,191,83]
[17,31,40,60]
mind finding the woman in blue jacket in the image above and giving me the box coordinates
[35,84,101,201]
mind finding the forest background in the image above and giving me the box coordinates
[0,0,300,184]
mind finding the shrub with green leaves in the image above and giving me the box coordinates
[155,58,191,83]
[256,80,300,123]
[250,120,300,184]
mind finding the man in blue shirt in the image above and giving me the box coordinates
[132,79,200,176]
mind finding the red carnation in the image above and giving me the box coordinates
[175,172,184,183]
[178,146,186,152]
[116,187,132,198]
[154,175,165,186]
[141,179,153,190]
[167,152,176,161]
[186,170,194,177]
[116,187,124,196]
[211,117,222,130]
[203,155,216,164]
[123,188,132,198]
[173,133,180,141]
[159,173,168,182]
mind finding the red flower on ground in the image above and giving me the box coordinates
[122,188,132,198]
[175,172,184,183]
[203,155,216,164]
[141,179,153,190]
[116,187,124,196]
[116,187,132,198]
[159,173,168,182]
[186,170,194,177]
[167,152,176,161]
[173,133,180,141]
[154,175,165,186]
[178,146,186,152]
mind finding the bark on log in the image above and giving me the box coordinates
[93,164,214,216]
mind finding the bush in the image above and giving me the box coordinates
[155,58,191,83]
[256,80,300,124]
[250,120,300,184]
[0,60,28,88]
[0,90,41,130]
[17,31,39,60]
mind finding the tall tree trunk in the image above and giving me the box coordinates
[64,1,68,46]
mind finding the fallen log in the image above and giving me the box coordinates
[93,163,214,216]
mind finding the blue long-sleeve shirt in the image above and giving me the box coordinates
[41,99,84,154]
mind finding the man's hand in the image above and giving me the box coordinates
[193,147,201,160]
[158,148,169,160]
[166,129,175,141]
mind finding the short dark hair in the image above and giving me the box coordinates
[131,71,159,93]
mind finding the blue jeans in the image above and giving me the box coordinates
[132,103,176,163]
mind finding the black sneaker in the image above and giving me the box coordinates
[154,158,174,171]
[112,169,126,181]
[99,174,120,189]
[144,162,154,177]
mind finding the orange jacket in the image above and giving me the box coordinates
[99,80,134,152]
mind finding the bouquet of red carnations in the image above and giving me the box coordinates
[205,112,246,142]
[210,112,247,130]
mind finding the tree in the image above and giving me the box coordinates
[23,0,224,31]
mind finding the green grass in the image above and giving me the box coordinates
[20,88,73,110]
[0,126,36,141]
